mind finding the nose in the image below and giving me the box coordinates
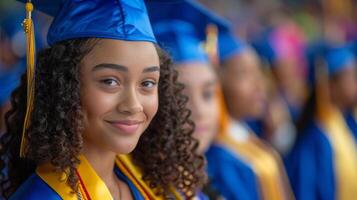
[116,87,143,115]
[190,93,205,120]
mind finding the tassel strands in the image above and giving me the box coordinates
[20,1,36,158]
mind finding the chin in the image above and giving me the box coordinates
[112,139,140,155]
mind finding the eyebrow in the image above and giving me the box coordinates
[142,66,160,73]
[92,63,128,72]
[92,63,160,73]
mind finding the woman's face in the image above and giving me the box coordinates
[177,63,219,154]
[220,49,267,120]
[330,64,357,110]
[80,39,160,154]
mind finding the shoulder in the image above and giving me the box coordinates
[206,144,254,176]
[9,174,61,200]
[295,120,332,154]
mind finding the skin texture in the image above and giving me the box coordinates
[0,38,205,199]
[330,64,357,111]
[80,39,160,200]
[220,48,267,120]
[176,62,219,154]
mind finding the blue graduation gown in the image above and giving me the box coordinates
[206,144,260,200]
[284,120,335,200]
[10,167,145,200]
[344,111,357,142]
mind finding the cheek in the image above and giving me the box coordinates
[141,93,159,122]
[81,83,117,122]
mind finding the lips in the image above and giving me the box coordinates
[106,120,143,135]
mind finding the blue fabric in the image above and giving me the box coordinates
[325,46,355,76]
[250,28,276,66]
[0,59,26,106]
[218,30,246,62]
[114,167,144,200]
[9,174,61,200]
[18,0,157,45]
[206,144,260,200]
[10,167,146,200]
[344,111,357,142]
[147,0,229,41]
[148,0,229,64]
[152,20,208,63]
[196,191,209,200]
[284,121,335,200]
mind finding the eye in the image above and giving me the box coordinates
[203,89,214,101]
[141,80,157,88]
[100,78,119,87]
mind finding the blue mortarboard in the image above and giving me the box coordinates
[147,0,229,39]
[146,0,229,64]
[218,30,246,62]
[325,46,355,76]
[153,20,208,63]
[18,0,157,45]
[250,30,277,66]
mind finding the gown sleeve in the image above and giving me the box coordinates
[284,121,335,200]
[206,144,260,200]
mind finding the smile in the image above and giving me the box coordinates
[105,120,143,135]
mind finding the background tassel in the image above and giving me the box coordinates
[20,1,36,158]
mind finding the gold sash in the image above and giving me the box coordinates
[217,123,294,200]
[37,154,182,200]
[319,108,357,200]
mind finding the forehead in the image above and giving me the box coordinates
[176,62,217,86]
[82,39,160,68]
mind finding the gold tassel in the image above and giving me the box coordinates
[20,1,36,158]
[204,24,219,67]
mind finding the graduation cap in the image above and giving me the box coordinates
[16,0,160,157]
[146,0,230,64]
[153,20,208,63]
[218,30,246,63]
[326,46,356,76]
[18,0,157,45]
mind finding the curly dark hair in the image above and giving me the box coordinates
[0,38,205,199]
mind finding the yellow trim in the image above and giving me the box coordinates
[37,155,183,200]
[319,108,357,200]
[116,155,183,200]
[77,155,113,200]
[36,163,77,200]
[216,123,294,200]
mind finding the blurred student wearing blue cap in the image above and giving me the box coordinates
[285,45,357,200]
[204,27,295,200]
[147,1,227,199]
[0,0,206,199]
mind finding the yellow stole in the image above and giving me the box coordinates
[216,121,294,200]
[36,154,182,200]
[318,108,357,200]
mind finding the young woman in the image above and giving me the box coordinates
[205,29,294,200]
[0,0,205,199]
[286,45,357,200]
[147,1,232,199]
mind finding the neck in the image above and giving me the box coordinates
[82,141,117,184]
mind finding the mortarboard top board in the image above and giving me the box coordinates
[147,0,230,63]
[325,46,355,76]
[218,30,247,63]
[18,0,159,45]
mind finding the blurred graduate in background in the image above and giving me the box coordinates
[204,23,295,199]
[285,44,357,200]
[148,1,229,199]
